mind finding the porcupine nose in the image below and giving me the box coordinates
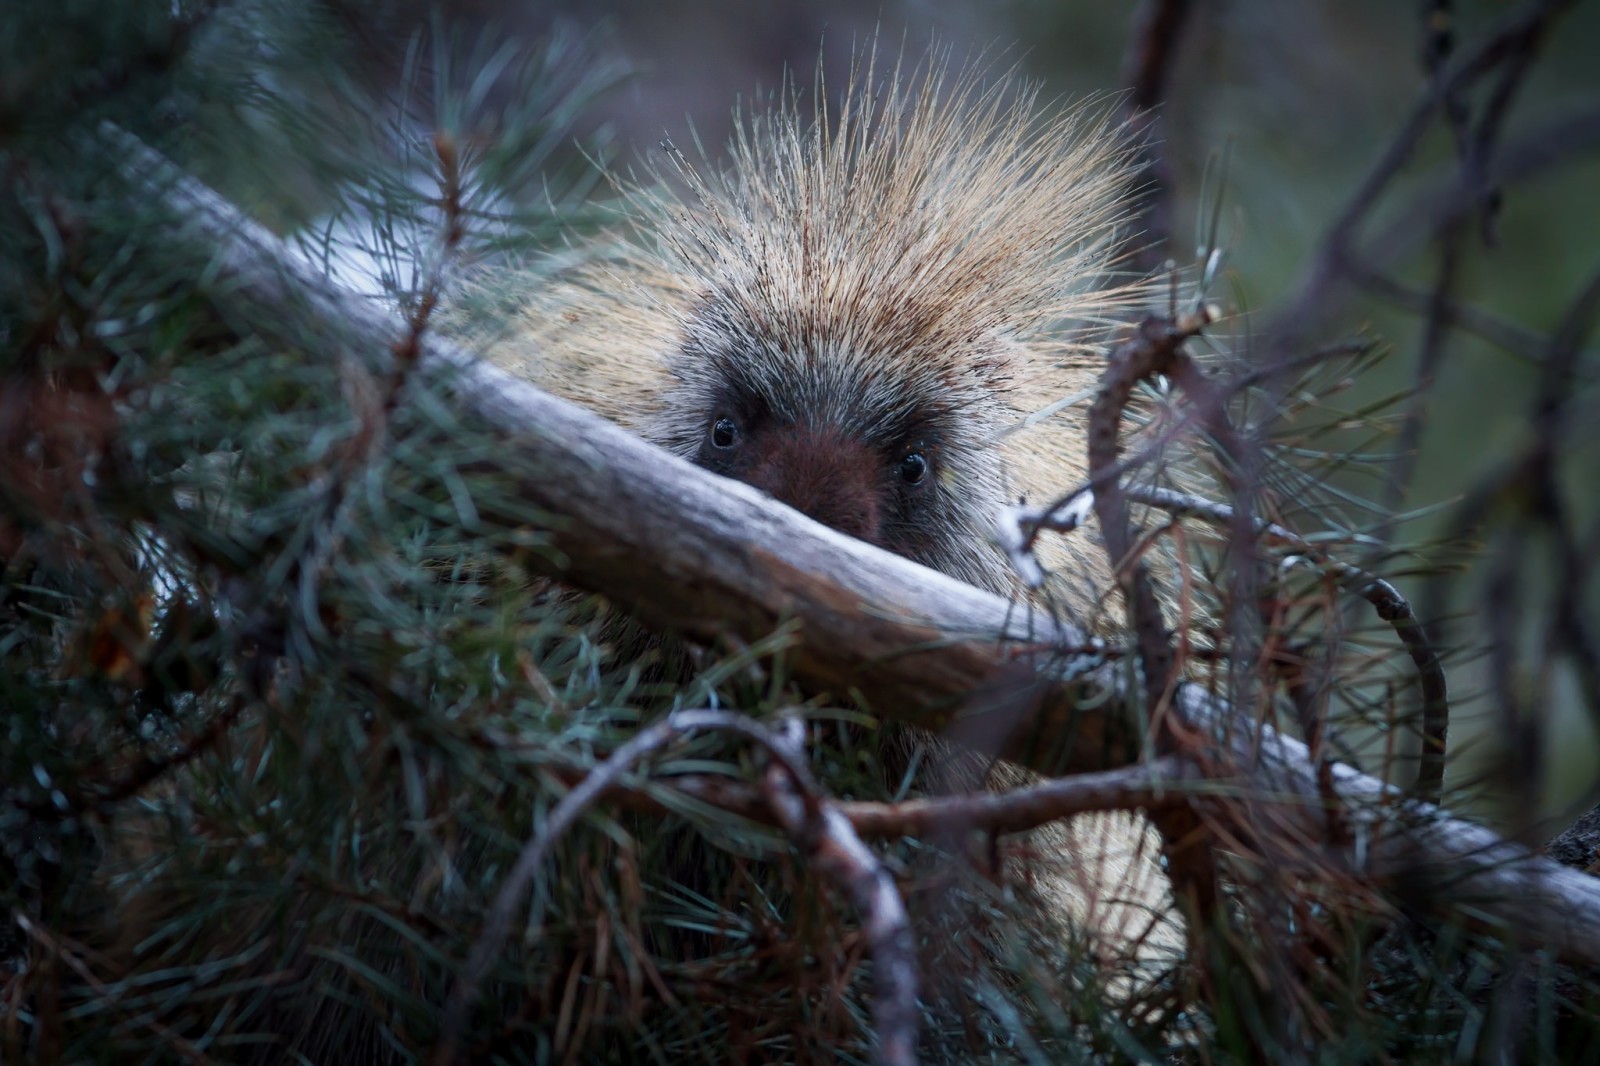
[741,422,884,545]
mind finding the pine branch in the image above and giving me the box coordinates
[119,128,1600,975]
[435,711,918,1066]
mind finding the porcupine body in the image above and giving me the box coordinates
[489,51,1183,977]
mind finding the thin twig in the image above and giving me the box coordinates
[1359,106,1600,278]
[757,717,919,1066]
[1466,0,1556,245]
[844,754,1196,837]
[1421,0,1476,192]
[1117,484,1450,802]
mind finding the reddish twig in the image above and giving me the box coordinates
[843,754,1197,838]
[543,753,1197,840]
[1084,312,1228,991]
[1115,485,1449,803]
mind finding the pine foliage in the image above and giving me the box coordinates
[4,3,1600,1065]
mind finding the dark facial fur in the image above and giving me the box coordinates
[653,316,1018,594]
[691,373,944,553]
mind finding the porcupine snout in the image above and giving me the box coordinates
[732,420,885,544]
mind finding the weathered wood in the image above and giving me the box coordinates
[135,129,1138,777]
[124,130,1600,968]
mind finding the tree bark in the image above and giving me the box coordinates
[121,129,1600,969]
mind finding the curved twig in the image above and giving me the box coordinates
[1119,485,1450,803]
[1084,313,1227,985]
[755,716,919,1066]
[433,711,919,1066]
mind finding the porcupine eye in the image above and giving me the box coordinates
[710,416,740,450]
[897,451,928,486]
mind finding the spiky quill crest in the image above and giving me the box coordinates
[493,48,1143,602]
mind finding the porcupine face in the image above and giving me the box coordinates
[654,295,1018,593]
[622,55,1137,595]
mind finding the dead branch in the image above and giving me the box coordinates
[554,755,1197,840]
[120,129,1600,976]
[757,716,918,1066]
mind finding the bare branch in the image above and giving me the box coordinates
[121,129,1600,979]
[998,339,1382,588]
[843,755,1196,838]
[756,716,919,1066]
[1087,316,1211,712]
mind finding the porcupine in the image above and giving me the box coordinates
[488,49,1184,977]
